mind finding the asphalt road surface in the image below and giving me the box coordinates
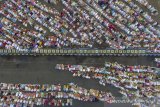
[0,56,159,107]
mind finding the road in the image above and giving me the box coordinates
[0,56,159,107]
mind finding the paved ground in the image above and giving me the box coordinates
[0,56,159,107]
[0,56,157,84]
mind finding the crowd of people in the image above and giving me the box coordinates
[0,0,159,52]
[0,82,114,106]
[155,58,160,68]
[56,62,160,100]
